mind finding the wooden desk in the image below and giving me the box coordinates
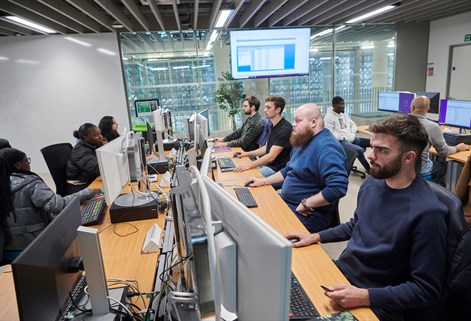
[213,148,379,321]
[0,178,166,321]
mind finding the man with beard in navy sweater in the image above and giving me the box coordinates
[245,103,349,232]
[285,114,448,321]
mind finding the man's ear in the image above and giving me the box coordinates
[403,151,416,165]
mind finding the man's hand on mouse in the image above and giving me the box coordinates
[244,177,264,187]
[284,231,320,248]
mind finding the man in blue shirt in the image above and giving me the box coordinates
[285,114,448,321]
[245,103,348,232]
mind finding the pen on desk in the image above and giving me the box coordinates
[320,285,333,292]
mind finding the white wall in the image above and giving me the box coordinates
[0,33,129,173]
[426,12,471,96]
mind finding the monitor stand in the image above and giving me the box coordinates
[148,129,169,174]
[73,286,128,320]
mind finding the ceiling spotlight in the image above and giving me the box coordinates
[112,20,124,29]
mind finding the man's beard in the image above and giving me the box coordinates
[244,110,251,115]
[290,129,314,147]
[369,154,402,179]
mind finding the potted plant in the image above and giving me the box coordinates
[215,71,245,131]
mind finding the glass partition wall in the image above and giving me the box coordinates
[119,25,396,136]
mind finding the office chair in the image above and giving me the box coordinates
[454,155,471,227]
[404,182,471,321]
[40,143,73,197]
[329,145,360,228]
[349,147,367,179]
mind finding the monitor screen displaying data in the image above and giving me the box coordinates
[439,99,471,129]
[134,98,159,117]
[230,28,310,79]
[378,92,415,113]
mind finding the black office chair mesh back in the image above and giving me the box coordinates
[40,143,73,197]
[423,182,471,321]
[329,145,360,228]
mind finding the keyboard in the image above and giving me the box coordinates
[217,157,235,172]
[59,274,87,320]
[289,273,320,320]
[81,198,106,226]
[234,187,258,208]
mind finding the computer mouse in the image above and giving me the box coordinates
[288,237,300,244]
[233,152,241,158]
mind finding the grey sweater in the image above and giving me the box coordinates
[410,114,457,175]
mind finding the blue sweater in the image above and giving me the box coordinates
[280,128,348,231]
[319,176,448,310]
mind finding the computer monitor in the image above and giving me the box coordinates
[186,113,197,143]
[438,99,471,129]
[377,91,415,113]
[199,176,292,320]
[169,165,215,319]
[199,143,213,177]
[96,133,132,205]
[417,92,440,114]
[146,121,155,155]
[197,109,210,137]
[163,109,173,138]
[134,98,159,117]
[12,198,83,321]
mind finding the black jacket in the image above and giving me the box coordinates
[66,140,100,183]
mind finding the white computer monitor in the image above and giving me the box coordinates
[199,142,213,177]
[96,133,132,205]
[196,109,209,141]
[199,176,292,321]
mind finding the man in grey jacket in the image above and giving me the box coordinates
[409,95,469,183]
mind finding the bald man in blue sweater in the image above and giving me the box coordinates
[245,103,349,232]
[286,114,448,321]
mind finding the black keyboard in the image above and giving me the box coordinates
[289,273,320,320]
[217,157,235,172]
[59,274,87,320]
[81,198,106,226]
[234,187,258,208]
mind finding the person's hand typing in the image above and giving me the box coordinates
[456,143,469,151]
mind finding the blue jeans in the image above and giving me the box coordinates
[341,138,370,171]
[259,166,283,189]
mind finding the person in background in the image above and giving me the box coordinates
[409,95,469,184]
[0,148,99,264]
[98,116,120,143]
[324,96,371,173]
[66,123,105,194]
[285,114,448,321]
[245,103,348,232]
[0,138,11,150]
[213,96,264,151]
[234,96,292,185]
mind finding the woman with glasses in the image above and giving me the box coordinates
[0,148,99,264]
[98,116,120,143]
[66,123,106,194]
